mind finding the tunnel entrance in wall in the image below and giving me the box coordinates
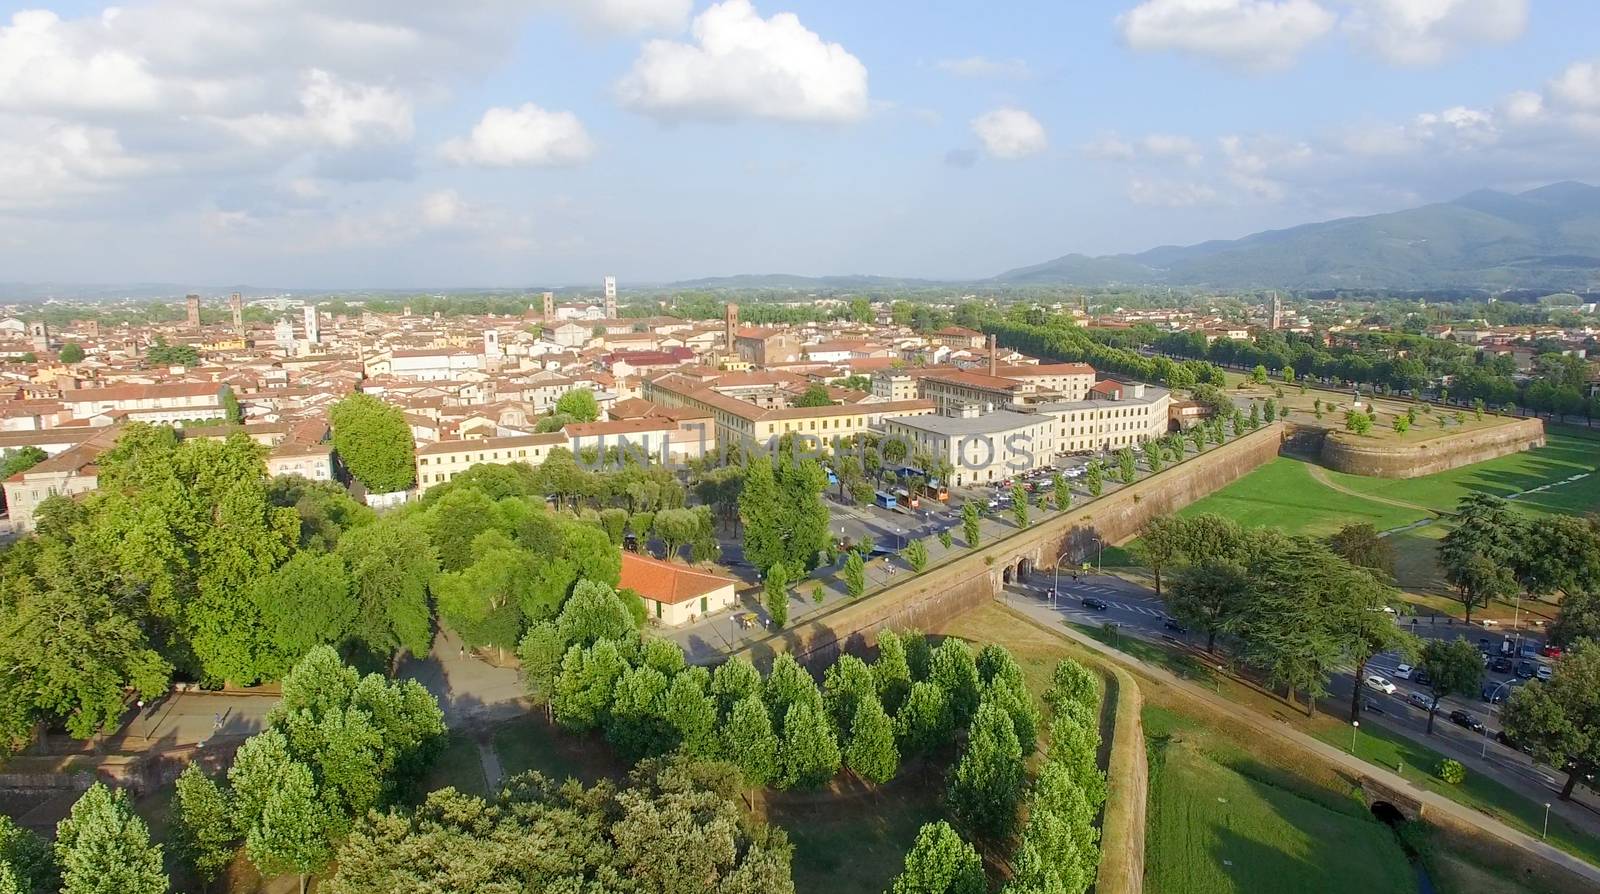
[1002,565,1013,585]
[1370,802,1404,827]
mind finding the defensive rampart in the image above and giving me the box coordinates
[1319,417,1545,479]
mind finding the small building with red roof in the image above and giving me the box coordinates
[620,550,739,626]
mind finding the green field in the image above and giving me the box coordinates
[1144,706,1416,894]
[1324,427,1600,517]
[1177,457,1429,537]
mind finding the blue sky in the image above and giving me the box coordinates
[1,0,1598,288]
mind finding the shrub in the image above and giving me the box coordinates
[1436,759,1465,785]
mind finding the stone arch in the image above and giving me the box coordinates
[1002,565,1013,584]
[1370,801,1404,826]
[1017,557,1033,581]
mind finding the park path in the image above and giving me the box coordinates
[1305,463,1439,515]
[1002,599,1600,887]
[476,739,504,792]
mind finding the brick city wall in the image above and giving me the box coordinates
[1319,417,1545,479]
[737,423,1287,669]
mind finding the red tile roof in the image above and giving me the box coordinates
[619,551,738,605]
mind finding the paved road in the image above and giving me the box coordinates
[1006,573,1600,830]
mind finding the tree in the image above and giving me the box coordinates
[1142,439,1163,474]
[1132,515,1182,598]
[823,655,877,731]
[1085,462,1103,497]
[1344,410,1373,435]
[929,639,982,727]
[1502,640,1600,799]
[1053,473,1071,510]
[0,817,53,894]
[336,517,437,664]
[1551,590,1600,648]
[888,821,985,894]
[665,671,719,759]
[903,538,929,573]
[1165,561,1248,652]
[962,501,981,548]
[1250,364,1268,384]
[248,552,357,679]
[843,551,867,598]
[1393,415,1410,434]
[516,622,564,718]
[1117,447,1137,484]
[794,384,835,407]
[330,393,415,493]
[221,385,244,425]
[55,783,168,894]
[1011,483,1029,528]
[844,694,899,783]
[896,681,953,755]
[1344,582,1414,723]
[938,529,953,550]
[652,506,701,561]
[946,700,1024,839]
[765,561,791,628]
[1328,523,1396,578]
[874,631,914,713]
[777,703,840,789]
[556,579,638,646]
[553,388,600,422]
[1417,638,1485,734]
[246,762,332,894]
[170,763,237,891]
[722,694,780,788]
[1437,494,1521,624]
[59,342,84,363]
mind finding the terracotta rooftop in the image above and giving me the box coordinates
[619,551,737,605]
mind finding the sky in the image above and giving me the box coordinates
[3,0,1600,289]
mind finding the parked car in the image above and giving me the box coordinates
[1448,710,1486,733]
[1412,669,1433,687]
[1477,637,1491,653]
[1536,665,1553,682]
[1363,675,1397,695]
[1081,596,1109,611]
[1540,644,1565,659]
[1490,656,1514,674]
[1407,691,1433,711]
[1520,643,1541,659]
[1516,660,1537,679]
[1393,664,1414,680]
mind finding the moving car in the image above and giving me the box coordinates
[1393,664,1414,680]
[1482,682,1517,703]
[1448,710,1485,733]
[1081,596,1109,611]
[1363,675,1397,695]
[1407,691,1433,711]
[1162,617,1187,633]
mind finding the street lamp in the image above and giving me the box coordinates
[1544,802,1552,840]
[1088,534,1105,574]
[1351,720,1359,755]
[1052,549,1072,602]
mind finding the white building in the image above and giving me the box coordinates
[879,408,1057,487]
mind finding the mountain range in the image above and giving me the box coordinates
[998,182,1600,291]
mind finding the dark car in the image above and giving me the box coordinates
[1162,617,1187,633]
[1483,683,1515,703]
[1448,709,1486,733]
[1497,729,1535,754]
[1515,660,1537,679]
[1081,596,1109,611]
[867,546,897,559]
[1412,669,1433,687]
[1490,656,1514,674]
[1477,637,1491,653]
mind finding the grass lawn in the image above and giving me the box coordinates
[1145,710,1415,894]
[1176,457,1428,537]
[1323,427,1600,518]
[1308,720,1600,869]
[419,731,489,798]
[767,771,946,894]
[490,713,628,785]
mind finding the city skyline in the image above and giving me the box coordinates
[4,0,1599,287]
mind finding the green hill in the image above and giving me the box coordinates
[1000,181,1600,290]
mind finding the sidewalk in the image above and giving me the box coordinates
[1001,598,1600,885]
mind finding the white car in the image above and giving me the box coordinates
[1536,665,1553,682]
[1393,664,1413,680]
[1364,675,1397,695]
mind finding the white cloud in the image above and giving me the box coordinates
[1549,61,1600,111]
[441,103,595,167]
[1128,178,1221,207]
[421,190,469,228]
[935,56,1032,79]
[219,69,414,150]
[1116,0,1337,71]
[1343,0,1527,67]
[1141,133,1204,165]
[1083,134,1137,161]
[541,0,693,34]
[0,119,155,211]
[971,107,1048,160]
[616,0,870,123]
